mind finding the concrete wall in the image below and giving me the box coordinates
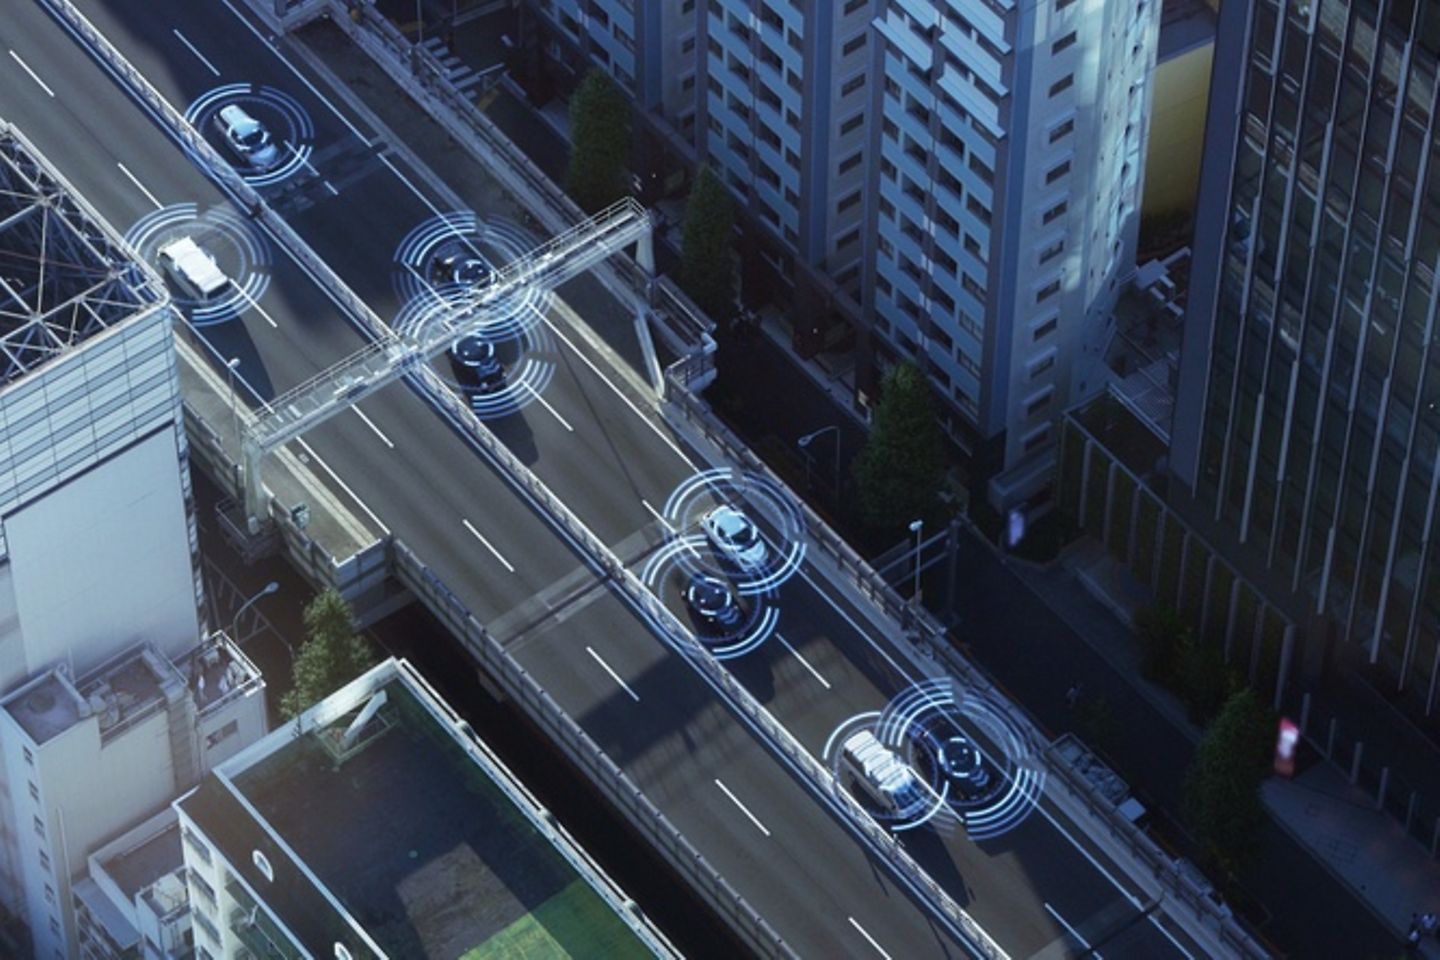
[1,428,200,688]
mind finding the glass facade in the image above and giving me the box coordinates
[1189,0,1440,706]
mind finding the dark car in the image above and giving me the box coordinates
[431,250,489,286]
[447,335,506,394]
[939,734,991,795]
[683,570,744,632]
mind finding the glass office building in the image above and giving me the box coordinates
[1174,0,1440,713]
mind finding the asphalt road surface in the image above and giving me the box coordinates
[0,2,1201,956]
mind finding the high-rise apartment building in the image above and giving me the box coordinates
[1174,0,1440,713]
[864,0,1160,506]
[523,1,1161,504]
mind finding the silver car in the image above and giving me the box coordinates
[214,104,280,171]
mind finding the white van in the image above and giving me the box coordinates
[841,729,924,813]
[158,237,230,301]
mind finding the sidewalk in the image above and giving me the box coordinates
[1047,540,1435,956]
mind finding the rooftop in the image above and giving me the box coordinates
[2,670,85,744]
[183,660,671,959]
[0,123,164,390]
[103,818,183,903]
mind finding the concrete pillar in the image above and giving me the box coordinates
[1349,741,1364,785]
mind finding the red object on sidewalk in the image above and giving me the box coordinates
[1274,718,1299,778]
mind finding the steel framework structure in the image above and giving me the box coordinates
[241,197,653,525]
[0,123,163,388]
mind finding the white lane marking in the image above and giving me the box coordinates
[377,153,444,214]
[713,778,771,837]
[776,633,831,690]
[352,406,394,449]
[585,646,640,702]
[294,437,391,535]
[227,281,279,329]
[640,499,676,532]
[461,518,516,572]
[216,0,374,145]
[522,382,574,432]
[116,162,163,209]
[847,917,892,960]
[172,28,220,77]
[1044,903,1101,958]
[536,307,698,470]
[9,51,55,97]
[323,179,339,196]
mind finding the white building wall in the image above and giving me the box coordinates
[0,305,199,693]
[1,428,198,689]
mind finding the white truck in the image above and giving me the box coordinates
[158,236,230,301]
[842,729,923,813]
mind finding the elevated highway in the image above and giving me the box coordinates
[0,1,1254,956]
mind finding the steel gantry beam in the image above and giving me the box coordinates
[241,197,653,528]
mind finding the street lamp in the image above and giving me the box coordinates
[228,581,279,646]
[798,425,842,498]
[908,519,924,601]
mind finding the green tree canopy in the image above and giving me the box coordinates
[677,167,737,322]
[565,69,631,212]
[280,590,375,719]
[1182,688,1272,873]
[852,363,946,538]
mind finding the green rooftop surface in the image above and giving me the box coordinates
[233,678,652,958]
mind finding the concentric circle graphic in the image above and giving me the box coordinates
[392,211,553,342]
[125,203,271,326]
[824,679,1044,839]
[640,536,780,659]
[184,83,315,188]
[661,468,807,595]
[391,291,557,420]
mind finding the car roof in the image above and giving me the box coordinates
[159,237,227,292]
[218,104,258,128]
[709,505,749,531]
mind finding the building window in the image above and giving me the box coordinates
[1042,200,1068,224]
[252,850,275,882]
[23,747,33,766]
[182,828,213,865]
[1029,353,1055,379]
[1049,74,1074,97]
[1033,315,1058,340]
[837,190,862,213]
[840,112,866,135]
[1057,0,1077,7]
[1025,390,1054,416]
[841,73,866,97]
[1045,160,1071,184]
[1038,237,1065,264]
[1052,31,1077,55]
[38,851,50,872]
[206,720,239,750]
[1049,118,1075,143]
[1023,425,1052,452]
[28,781,38,803]
[34,816,45,840]
[838,150,863,175]
[842,34,866,56]
[1036,278,1062,302]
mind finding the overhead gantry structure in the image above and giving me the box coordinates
[241,197,653,529]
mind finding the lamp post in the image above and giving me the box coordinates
[228,581,279,646]
[908,518,924,602]
[798,425,842,498]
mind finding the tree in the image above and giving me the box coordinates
[280,590,375,719]
[1135,604,1190,684]
[566,69,631,212]
[1182,689,1272,873]
[852,363,946,538]
[1177,635,1234,724]
[678,167,737,322]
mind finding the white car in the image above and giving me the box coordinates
[214,104,280,171]
[701,505,767,570]
[157,236,230,300]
